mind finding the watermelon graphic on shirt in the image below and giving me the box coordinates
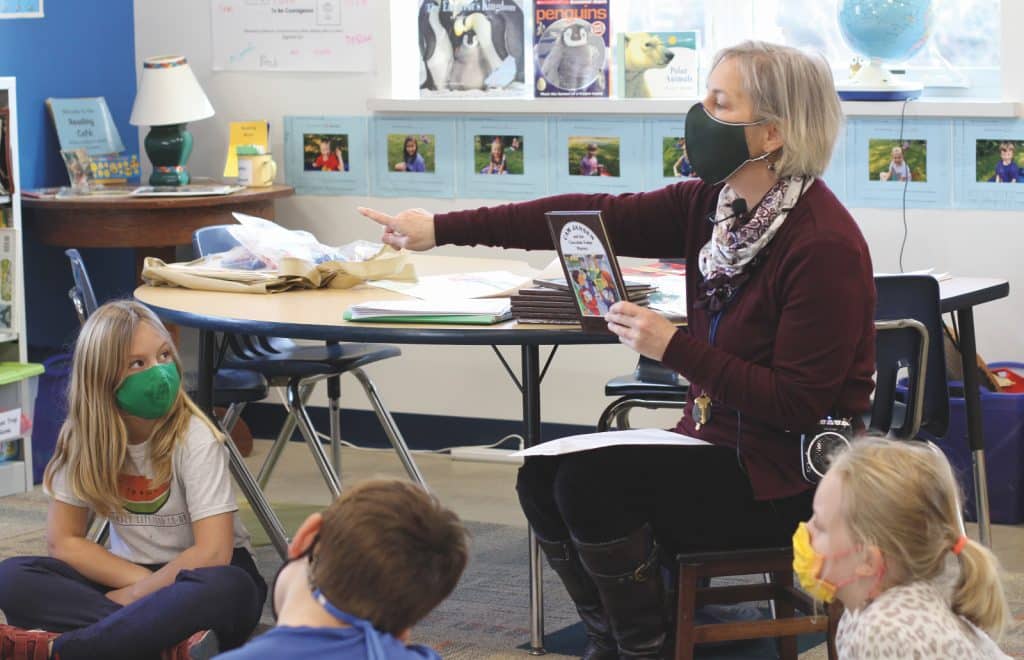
[118,473,171,515]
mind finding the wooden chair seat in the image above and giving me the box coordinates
[674,547,839,660]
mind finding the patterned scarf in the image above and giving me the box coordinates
[696,176,808,312]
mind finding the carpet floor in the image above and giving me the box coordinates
[1,491,1021,658]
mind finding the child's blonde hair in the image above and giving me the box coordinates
[43,300,221,516]
[829,438,1009,637]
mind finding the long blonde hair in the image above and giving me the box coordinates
[830,438,1009,637]
[43,300,221,516]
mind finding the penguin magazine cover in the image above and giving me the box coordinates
[419,0,527,97]
[534,0,610,98]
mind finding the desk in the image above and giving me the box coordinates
[23,184,294,281]
[939,277,1009,548]
[136,254,617,654]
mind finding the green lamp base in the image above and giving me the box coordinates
[144,123,194,186]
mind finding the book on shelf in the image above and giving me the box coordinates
[614,31,699,98]
[223,120,270,178]
[0,229,16,331]
[534,0,610,98]
[545,210,627,332]
[0,107,12,195]
[344,298,513,325]
[418,0,527,98]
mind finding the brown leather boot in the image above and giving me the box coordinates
[536,533,617,660]
[575,524,668,659]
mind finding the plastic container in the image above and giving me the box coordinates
[923,361,1024,525]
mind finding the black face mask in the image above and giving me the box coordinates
[684,102,771,185]
[270,535,319,621]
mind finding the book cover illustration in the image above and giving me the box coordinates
[534,0,610,98]
[60,149,94,192]
[616,31,698,98]
[545,210,626,332]
[419,0,526,97]
[224,121,270,177]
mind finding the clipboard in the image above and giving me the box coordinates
[545,210,628,333]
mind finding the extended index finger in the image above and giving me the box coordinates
[356,206,394,226]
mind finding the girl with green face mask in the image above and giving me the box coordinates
[795,439,1010,659]
[0,300,267,660]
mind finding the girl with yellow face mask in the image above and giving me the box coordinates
[793,438,1011,659]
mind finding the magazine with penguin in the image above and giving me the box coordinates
[534,0,610,98]
[418,0,527,97]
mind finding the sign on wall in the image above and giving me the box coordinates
[211,0,374,73]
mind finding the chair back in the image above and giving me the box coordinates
[192,225,241,258]
[872,275,949,439]
[65,248,98,325]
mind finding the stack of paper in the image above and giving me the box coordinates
[344,298,513,325]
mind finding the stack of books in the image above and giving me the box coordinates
[511,277,655,325]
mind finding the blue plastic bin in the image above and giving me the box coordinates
[921,362,1024,525]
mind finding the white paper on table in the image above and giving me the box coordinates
[513,428,709,457]
[367,271,532,299]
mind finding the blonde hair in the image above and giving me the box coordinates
[711,40,843,179]
[829,438,1009,637]
[43,300,221,516]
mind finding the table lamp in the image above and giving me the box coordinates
[129,55,214,186]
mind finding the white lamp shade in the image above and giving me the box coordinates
[129,55,214,126]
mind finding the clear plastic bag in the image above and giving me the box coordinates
[214,213,386,270]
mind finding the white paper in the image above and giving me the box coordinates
[211,0,374,72]
[513,428,709,457]
[347,297,512,318]
[367,271,532,300]
[874,268,951,281]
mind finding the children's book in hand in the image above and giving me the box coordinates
[545,210,626,332]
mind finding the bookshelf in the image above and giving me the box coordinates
[0,78,43,497]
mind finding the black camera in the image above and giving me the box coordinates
[800,417,854,483]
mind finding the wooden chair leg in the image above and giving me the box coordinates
[771,569,798,660]
[674,563,699,660]
[826,600,843,660]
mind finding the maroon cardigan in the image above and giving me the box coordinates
[435,179,876,500]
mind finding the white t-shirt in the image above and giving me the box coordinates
[836,580,1010,659]
[48,416,252,565]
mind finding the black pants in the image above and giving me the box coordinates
[517,445,812,550]
[0,547,267,660]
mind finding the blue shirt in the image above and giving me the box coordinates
[214,626,440,660]
[994,160,1021,182]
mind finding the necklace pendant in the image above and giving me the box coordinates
[693,394,712,431]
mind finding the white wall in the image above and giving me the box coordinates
[134,1,1023,433]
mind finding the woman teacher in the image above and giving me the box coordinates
[359,41,875,659]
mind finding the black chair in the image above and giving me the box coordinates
[597,356,689,431]
[191,225,425,494]
[65,248,270,543]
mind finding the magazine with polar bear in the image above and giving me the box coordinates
[615,31,699,99]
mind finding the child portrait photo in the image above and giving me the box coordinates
[976,140,1022,183]
[663,136,692,178]
[475,135,524,175]
[389,133,436,173]
[568,136,619,177]
[869,138,927,183]
[303,133,349,172]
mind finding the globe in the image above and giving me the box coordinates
[838,0,935,63]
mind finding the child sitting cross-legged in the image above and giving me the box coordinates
[215,479,469,659]
[793,437,1011,659]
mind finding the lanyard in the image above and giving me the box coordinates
[312,588,387,660]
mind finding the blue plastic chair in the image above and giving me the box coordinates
[191,226,426,494]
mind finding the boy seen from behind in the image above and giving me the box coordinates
[216,479,469,659]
